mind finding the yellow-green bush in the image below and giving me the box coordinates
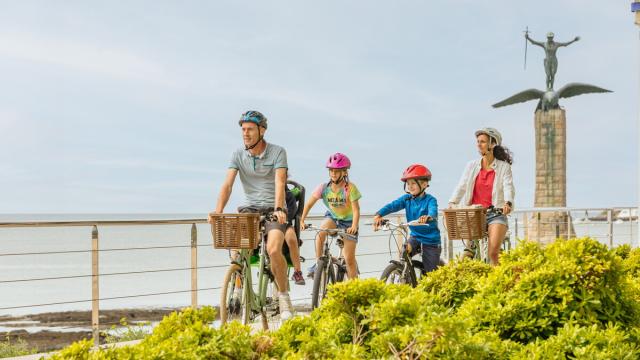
[48,307,283,360]
[514,323,640,359]
[50,237,640,359]
[457,238,640,343]
[418,258,492,309]
[623,246,640,278]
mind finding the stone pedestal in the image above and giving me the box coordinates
[527,109,576,243]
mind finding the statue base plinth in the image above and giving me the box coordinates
[530,109,574,244]
[524,211,576,245]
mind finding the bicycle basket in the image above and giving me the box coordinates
[210,213,261,249]
[443,208,487,241]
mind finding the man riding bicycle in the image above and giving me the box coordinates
[208,110,294,320]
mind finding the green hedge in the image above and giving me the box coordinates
[49,238,640,359]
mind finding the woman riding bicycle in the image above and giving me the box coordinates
[448,127,515,266]
[373,164,442,274]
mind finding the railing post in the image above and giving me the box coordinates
[566,210,571,239]
[630,207,634,246]
[191,223,198,308]
[536,212,541,243]
[523,212,529,240]
[514,217,518,241]
[607,209,614,248]
[91,225,100,347]
[447,232,453,262]
[394,215,403,258]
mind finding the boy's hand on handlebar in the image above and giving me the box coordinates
[372,214,384,231]
[418,215,433,224]
[346,225,358,235]
[300,220,307,230]
[207,211,217,224]
[502,203,512,215]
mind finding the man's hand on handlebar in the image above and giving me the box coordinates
[274,209,287,225]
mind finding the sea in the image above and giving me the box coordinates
[0,213,637,318]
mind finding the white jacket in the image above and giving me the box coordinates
[448,158,515,209]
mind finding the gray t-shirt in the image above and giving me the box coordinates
[229,143,288,208]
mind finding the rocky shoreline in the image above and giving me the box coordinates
[0,308,183,353]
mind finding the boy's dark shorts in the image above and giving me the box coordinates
[408,236,442,273]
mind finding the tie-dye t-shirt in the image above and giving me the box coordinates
[312,182,362,221]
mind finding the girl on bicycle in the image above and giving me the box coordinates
[373,164,442,274]
[448,127,515,266]
[299,153,361,280]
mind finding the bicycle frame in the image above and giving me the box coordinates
[377,219,429,286]
[234,233,273,319]
[314,228,349,277]
[307,226,351,308]
[386,245,420,286]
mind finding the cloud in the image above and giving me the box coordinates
[86,158,224,175]
[0,31,174,85]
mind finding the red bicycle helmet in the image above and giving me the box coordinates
[401,164,432,182]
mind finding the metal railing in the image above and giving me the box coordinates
[0,214,404,347]
[0,208,636,347]
[443,207,638,260]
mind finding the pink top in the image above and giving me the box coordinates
[471,168,495,208]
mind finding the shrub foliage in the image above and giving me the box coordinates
[50,238,640,359]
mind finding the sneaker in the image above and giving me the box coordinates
[279,293,293,320]
[292,270,306,285]
[307,263,317,279]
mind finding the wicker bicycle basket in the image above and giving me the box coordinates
[443,208,487,241]
[210,213,261,249]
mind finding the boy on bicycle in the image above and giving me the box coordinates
[299,153,361,280]
[373,164,442,274]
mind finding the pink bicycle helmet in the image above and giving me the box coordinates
[326,153,351,169]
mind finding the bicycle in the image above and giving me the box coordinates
[304,225,356,309]
[443,205,510,263]
[212,213,281,330]
[374,219,433,287]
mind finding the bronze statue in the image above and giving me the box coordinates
[492,83,611,111]
[493,32,611,112]
[525,32,580,90]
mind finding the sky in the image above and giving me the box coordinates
[0,1,638,214]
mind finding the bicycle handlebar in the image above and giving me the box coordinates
[365,219,432,230]
[487,205,505,215]
[303,224,355,239]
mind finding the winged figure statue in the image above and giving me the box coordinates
[492,83,612,111]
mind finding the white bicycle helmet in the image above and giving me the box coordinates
[475,127,502,146]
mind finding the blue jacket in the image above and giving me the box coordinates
[376,193,441,245]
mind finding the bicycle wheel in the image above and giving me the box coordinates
[311,259,335,309]
[479,239,489,263]
[502,234,512,251]
[335,263,346,282]
[381,262,421,286]
[380,263,404,284]
[220,264,249,325]
[261,278,282,331]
